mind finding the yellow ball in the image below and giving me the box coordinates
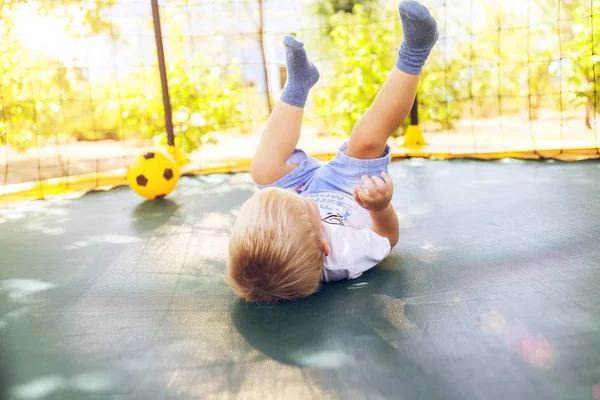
[126,150,180,200]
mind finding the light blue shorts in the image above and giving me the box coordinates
[257,142,391,197]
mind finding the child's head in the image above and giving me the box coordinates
[227,187,325,302]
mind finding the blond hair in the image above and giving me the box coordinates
[227,187,324,302]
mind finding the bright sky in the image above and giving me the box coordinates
[12,4,85,62]
[8,0,551,82]
[9,0,311,82]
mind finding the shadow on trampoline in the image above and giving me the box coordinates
[130,199,180,234]
[0,332,9,400]
[230,265,463,399]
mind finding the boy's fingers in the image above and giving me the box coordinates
[353,186,362,204]
[372,176,386,190]
[354,185,366,205]
[361,175,376,193]
[381,171,393,186]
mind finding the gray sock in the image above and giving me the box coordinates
[396,1,439,75]
[281,36,320,108]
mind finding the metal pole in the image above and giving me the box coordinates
[410,95,419,126]
[151,0,175,147]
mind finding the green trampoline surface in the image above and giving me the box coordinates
[1,159,600,400]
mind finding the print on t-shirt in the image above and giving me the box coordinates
[304,191,390,283]
[321,213,347,226]
[303,191,371,230]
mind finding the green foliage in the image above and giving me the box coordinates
[311,0,588,136]
[0,0,249,153]
[141,13,248,153]
[315,0,378,34]
[312,4,463,135]
[89,41,248,154]
[154,56,247,153]
[0,0,118,150]
[1,0,117,36]
[317,0,377,16]
[562,10,600,127]
[312,5,394,136]
[2,0,600,156]
[453,5,557,120]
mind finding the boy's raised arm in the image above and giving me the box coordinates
[353,171,399,248]
[368,204,399,248]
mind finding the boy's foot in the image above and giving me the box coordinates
[281,35,320,108]
[396,1,439,75]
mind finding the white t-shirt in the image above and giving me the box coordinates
[302,192,391,282]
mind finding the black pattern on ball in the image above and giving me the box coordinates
[136,175,148,187]
[143,152,155,160]
[163,168,174,181]
[155,194,166,199]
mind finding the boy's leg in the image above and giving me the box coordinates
[250,36,320,185]
[347,1,438,160]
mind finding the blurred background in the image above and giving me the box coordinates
[0,0,598,199]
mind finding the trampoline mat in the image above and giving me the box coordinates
[1,159,600,400]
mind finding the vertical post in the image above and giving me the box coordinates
[151,0,175,147]
[410,95,419,125]
[402,95,427,148]
[257,0,273,114]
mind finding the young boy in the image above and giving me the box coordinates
[228,1,438,302]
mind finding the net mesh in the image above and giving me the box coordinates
[0,0,598,201]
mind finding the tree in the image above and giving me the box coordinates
[311,3,462,136]
[0,0,251,154]
[315,0,378,34]
[317,0,378,15]
[563,8,600,129]
[0,0,116,151]
[96,1,248,153]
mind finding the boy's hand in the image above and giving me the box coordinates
[353,172,394,212]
